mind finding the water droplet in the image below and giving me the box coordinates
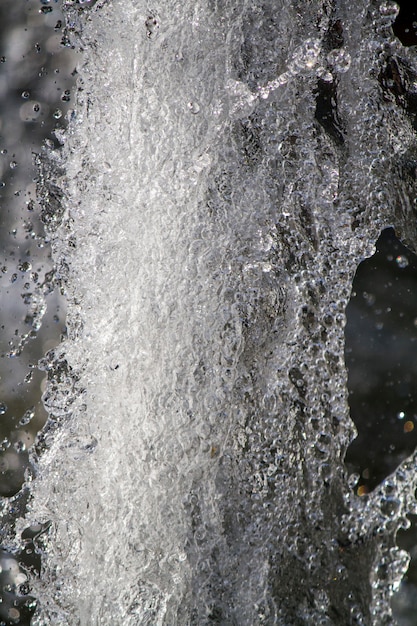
[19,409,35,426]
[21,91,30,99]
[9,161,17,169]
[395,255,408,268]
[348,473,360,489]
[53,109,62,119]
[0,404,6,415]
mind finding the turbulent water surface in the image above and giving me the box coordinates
[21,1,417,624]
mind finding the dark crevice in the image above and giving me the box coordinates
[393,0,417,47]
[314,19,345,145]
[315,79,345,145]
[345,227,417,494]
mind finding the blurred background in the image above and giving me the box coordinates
[0,1,76,623]
[0,1,416,625]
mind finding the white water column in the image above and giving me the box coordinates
[25,1,417,624]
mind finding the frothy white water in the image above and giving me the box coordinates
[23,1,417,624]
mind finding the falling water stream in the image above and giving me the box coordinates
[14,0,417,624]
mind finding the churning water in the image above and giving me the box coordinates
[19,0,417,624]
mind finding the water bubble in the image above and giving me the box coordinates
[53,109,62,119]
[21,91,30,99]
[9,161,17,169]
[187,101,200,114]
[0,404,6,415]
[395,255,408,268]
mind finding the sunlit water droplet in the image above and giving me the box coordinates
[396,255,409,268]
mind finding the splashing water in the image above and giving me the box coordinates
[21,1,417,624]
